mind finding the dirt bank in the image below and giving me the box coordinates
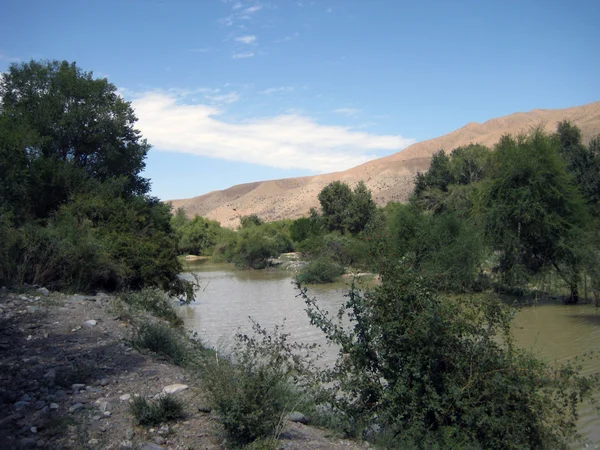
[0,287,368,450]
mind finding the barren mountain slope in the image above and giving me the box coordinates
[169,102,600,228]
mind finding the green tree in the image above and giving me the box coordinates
[318,180,376,235]
[346,181,377,235]
[318,181,353,233]
[0,60,150,218]
[482,129,589,301]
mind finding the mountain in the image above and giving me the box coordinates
[169,102,600,228]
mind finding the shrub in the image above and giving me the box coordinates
[120,288,182,326]
[201,322,317,446]
[130,394,186,426]
[134,322,189,366]
[295,257,344,284]
[299,259,600,448]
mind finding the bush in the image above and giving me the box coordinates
[120,288,182,326]
[130,394,186,426]
[299,260,600,448]
[134,322,189,366]
[295,257,344,284]
[201,322,317,446]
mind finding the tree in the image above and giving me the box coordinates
[346,181,377,235]
[318,181,353,233]
[482,129,590,301]
[318,180,376,235]
[0,60,150,218]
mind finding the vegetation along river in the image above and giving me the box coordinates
[181,263,600,447]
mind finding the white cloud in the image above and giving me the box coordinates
[220,1,263,26]
[235,35,256,44]
[206,92,239,104]
[232,51,255,59]
[244,5,262,14]
[334,108,360,116]
[259,86,294,95]
[190,47,213,53]
[132,92,414,173]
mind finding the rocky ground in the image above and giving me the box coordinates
[0,287,369,450]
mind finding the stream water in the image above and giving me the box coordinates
[180,262,600,446]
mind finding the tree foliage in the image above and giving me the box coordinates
[318,180,376,235]
[300,260,599,448]
[0,60,188,297]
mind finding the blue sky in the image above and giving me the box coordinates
[1,0,599,200]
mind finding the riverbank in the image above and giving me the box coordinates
[0,287,369,449]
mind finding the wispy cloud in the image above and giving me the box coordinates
[235,35,256,44]
[275,32,299,43]
[189,47,214,53]
[232,51,255,59]
[206,92,240,104]
[220,1,263,26]
[132,91,414,173]
[334,108,360,116]
[259,86,294,95]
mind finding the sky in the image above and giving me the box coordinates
[1,0,599,200]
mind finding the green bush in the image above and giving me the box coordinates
[201,323,316,446]
[134,322,189,366]
[130,394,186,426]
[120,288,182,326]
[295,257,345,284]
[300,260,600,448]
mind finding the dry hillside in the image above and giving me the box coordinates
[169,102,600,228]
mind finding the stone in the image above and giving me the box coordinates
[13,401,30,411]
[287,411,309,424]
[118,440,133,450]
[141,444,165,450]
[37,288,49,297]
[88,439,99,446]
[103,411,111,417]
[69,403,84,413]
[43,369,56,380]
[19,438,37,449]
[34,400,45,410]
[49,403,59,410]
[84,319,97,327]
[93,415,102,421]
[71,384,86,392]
[153,437,166,445]
[119,393,131,401]
[125,428,134,440]
[162,384,188,394]
[98,401,111,412]
[99,378,109,386]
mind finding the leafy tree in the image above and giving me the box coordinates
[482,129,590,301]
[318,181,354,233]
[0,60,150,218]
[318,180,376,235]
[346,181,377,235]
[554,121,600,218]
[239,214,264,229]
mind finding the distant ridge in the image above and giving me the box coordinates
[169,101,600,228]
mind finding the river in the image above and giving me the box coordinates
[180,262,600,447]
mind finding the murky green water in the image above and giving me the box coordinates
[181,263,600,447]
